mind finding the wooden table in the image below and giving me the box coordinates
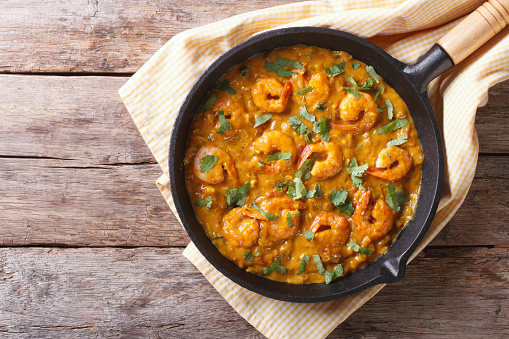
[1,1,507,337]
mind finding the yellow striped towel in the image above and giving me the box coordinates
[118,0,509,338]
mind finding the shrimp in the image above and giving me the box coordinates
[352,190,394,245]
[366,146,412,182]
[244,197,306,245]
[310,212,350,246]
[253,131,297,174]
[305,73,331,111]
[252,78,292,113]
[212,99,246,130]
[331,92,378,134]
[297,141,343,179]
[193,145,238,186]
[222,207,259,248]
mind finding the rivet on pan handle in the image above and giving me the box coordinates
[438,0,509,65]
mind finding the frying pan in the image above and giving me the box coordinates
[169,1,509,302]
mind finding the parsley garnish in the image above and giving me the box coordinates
[216,110,232,134]
[312,118,329,142]
[306,184,323,199]
[316,102,326,111]
[295,153,318,180]
[287,177,307,200]
[302,231,315,242]
[286,211,300,228]
[385,99,394,120]
[378,85,385,93]
[243,250,259,262]
[312,254,343,284]
[215,79,236,95]
[386,133,408,147]
[377,119,409,135]
[347,157,368,190]
[352,62,361,69]
[376,108,385,113]
[288,116,312,142]
[265,57,304,77]
[267,152,292,162]
[254,113,272,128]
[343,86,362,99]
[349,239,373,255]
[329,189,354,216]
[296,86,314,95]
[196,93,218,116]
[374,89,381,102]
[225,182,251,210]
[258,160,265,169]
[200,155,218,173]
[295,254,310,274]
[276,181,289,191]
[324,61,346,77]
[240,64,252,77]
[263,258,287,274]
[299,105,316,122]
[195,196,212,210]
[252,202,278,220]
[214,235,226,245]
[386,184,407,212]
[365,65,381,83]
[346,75,373,91]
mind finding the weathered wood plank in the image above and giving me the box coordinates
[0,0,293,73]
[0,155,507,248]
[0,247,506,338]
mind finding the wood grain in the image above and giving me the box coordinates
[0,247,506,337]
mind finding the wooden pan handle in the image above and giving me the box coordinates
[438,0,509,65]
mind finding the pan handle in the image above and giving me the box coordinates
[404,0,509,92]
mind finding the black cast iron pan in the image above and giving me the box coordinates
[169,1,509,302]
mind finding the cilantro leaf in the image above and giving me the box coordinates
[378,85,385,93]
[258,160,265,169]
[299,105,316,122]
[347,157,368,190]
[289,116,312,141]
[295,254,310,275]
[295,153,318,180]
[263,258,281,274]
[275,57,305,70]
[329,189,354,216]
[225,182,251,210]
[264,60,297,77]
[376,108,385,113]
[316,102,326,111]
[243,250,259,262]
[240,64,252,77]
[302,231,315,242]
[324,61,346,77]
[254,113,272,128]
[286,211,300,228]
[287,177,307,200]
[385,99,394,120]
[197,93,218,116]
[195,196,212,210]
[296,86,314,95]
[377,119,409,135]
[276,265,288,274]
[215,79,236,95]
[306,184,323,199]
[346,75,373,91]
[216,110,232,134]
[267,152,292,162]
[386,133,408,147]
[343,86,362,99]
[349,239,373,255]
[200,155,218,173]
[252,202,278,220]
[366,65,381,83]
[312,118,329,142]
[352,62,361,69]
[386,184,407,212]
[313,254,343,284]
[374,89,381,102]
[276,181,289,191]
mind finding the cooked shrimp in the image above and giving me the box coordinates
[352,190,394,245]
[297,141,343,179]
[366,146,412,182]
[244,197,306,245]
[310,212,350,246]
[193,145,238,186]
[290,69,306,96]
[305,73,331,111]
[331,92,378,134]
[212,99,246,129]
[252,78,292,113]
[223,207,259,247]
[253,131,297,174]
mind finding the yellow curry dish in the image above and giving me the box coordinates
[184,45,423,284]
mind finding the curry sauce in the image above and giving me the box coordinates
[184,45,423,284]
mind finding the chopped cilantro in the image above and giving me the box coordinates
[374,89,381,102]
[312,254,343,284]
[243,250,259,262]
[385,99,394,120]
[302,231,315,242]
[316,102,326,111]
[195,196,212,210]
[286,211,300,228]
[274,57,305,69]
[254,113,272,128]
[263,258,281,274]
[306,184,323,199]
[295,153,318,180]
[295,254,310,274]
[312,118,329,142]
[324,60,346,77]
[276,181,289,191]
[267,152,292,162]
[352,62,361,69]
[343,86,362,99]
[349,239,373,255]
[347,157,368,190]
[299,105,316,122]
[376,108,385,113]
[240,64,252,77]
[386,133,408,147]
[258,160,265,169]
[287,177,307,200]
[196,93,218,115]
[378,85,385,92]
[276,265,289,274]
[215,79,236,95]
[216,110,232,134]
[329,189,354,216]
[296,86,314,95]
[366,65,381,83]
[289,116,312,141]
[377,119,409,135]
[200,155,218,173]
[225,182,251,210]
[252,202,278,220]
[386,184,407,212]
[346,75,373,91]
[265,57,304,77]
